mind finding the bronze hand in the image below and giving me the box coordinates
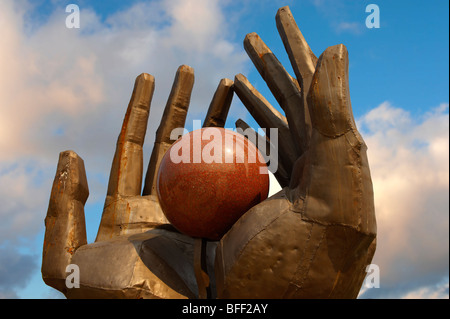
[215,6,376,298]
[42,66,233,298]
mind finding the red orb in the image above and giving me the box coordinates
[157,127,269,240]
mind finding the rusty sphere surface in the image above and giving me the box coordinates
[157,128,269,240]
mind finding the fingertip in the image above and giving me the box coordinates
[55,150,89,204]
[320,44,348,65]
[203,78,234,128]
[244,32,270,54]
[234,73,244,81]
[59,149,79,159]
[221,77,234,87]
[178,64,194,76]
[137,72,154,82]
[276,5,291,20]
[244,32,258,41]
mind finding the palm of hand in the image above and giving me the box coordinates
[42,6,376,299]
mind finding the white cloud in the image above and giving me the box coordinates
[400,279,449,299]
[0,0,248,297]
[357,101,449,298]
[0,244,38,298]
[308,0,365,35]
[336,21,363,35]
[0,0,248,161]
[0,161,52,242]
[0,0,249,248]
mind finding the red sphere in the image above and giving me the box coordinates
[157,127,269,240]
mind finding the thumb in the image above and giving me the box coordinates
[42,150,88,293]
[307,44,358,137]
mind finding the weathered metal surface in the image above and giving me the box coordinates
[203,78,234,128]
[215,6,376,298]
[42,5,376,299]
[142,65,195,197]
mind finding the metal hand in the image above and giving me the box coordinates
[215,6,377,298]
[42,5,376,299]
[42,66,233,298]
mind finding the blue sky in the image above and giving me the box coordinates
[0,0,448,299]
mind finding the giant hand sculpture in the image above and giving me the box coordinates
[42,6,376,299]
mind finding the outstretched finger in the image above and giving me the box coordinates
[244,32,308,155]
[96,73,154,241]
[276,6,316,147]
[203,78,234,128]
[276,6,317,94]
[106,73,155,198]
[233,73,297,182]
[143,65,195,196]
[42,150,88,294]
